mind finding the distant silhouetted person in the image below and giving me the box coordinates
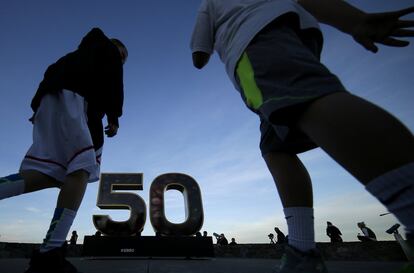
[191,0,414,272]
[229,238,238,245]
[217,233,229,246]
[203,231,208,237]
[268,233,276,244]
[94,231,102,237]
[357,222,377,242]
[326,222,343,243]
[274,227,286,244]
[213,232,223,244]
[69,231,78,245]
[195,231,202,237]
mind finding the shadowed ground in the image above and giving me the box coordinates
[0,258,407,273]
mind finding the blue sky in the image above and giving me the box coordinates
[0,0,413,244]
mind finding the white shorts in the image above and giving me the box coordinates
[20,89,101,183]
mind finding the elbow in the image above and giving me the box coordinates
[296,0,308,5]
[296,0,312,11]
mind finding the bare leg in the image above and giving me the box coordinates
[37,170,89,254]
[263,152,313,207]
[264,152,316,252]
[297,92,414,184]
[56,170,88,210]
[20,170,61,193]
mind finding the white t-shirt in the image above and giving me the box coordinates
[190,0,320,86]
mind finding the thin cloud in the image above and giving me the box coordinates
[25,207,42,213]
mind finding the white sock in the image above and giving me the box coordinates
[284,207,315,252]
[0,174,25,200]
[365,162,414,234]
[40,207,77,252]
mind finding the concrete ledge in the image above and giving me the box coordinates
[317,241,406,261]
[0,241,407,261]
[0,243,83,258]
[215,242,407,261]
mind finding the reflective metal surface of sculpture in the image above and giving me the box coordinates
[150,173,204,236]
[93,173,146,236]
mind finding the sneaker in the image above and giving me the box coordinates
[274,245,328,273]
[24,245,78,273]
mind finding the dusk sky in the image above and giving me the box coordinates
[0,0,413,244]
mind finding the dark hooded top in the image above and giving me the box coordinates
[30,28,124,150]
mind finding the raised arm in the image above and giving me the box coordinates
[191,0,214,69]
[297,0,414,53]
[297,0,366,34]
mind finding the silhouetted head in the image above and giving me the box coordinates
[274,227,280,232]
[111,38,128,64]
[231,238,236,242]
[327,221,332,226]
[203,231,208,236]
[357,222,366,228]
[72,230,77,235]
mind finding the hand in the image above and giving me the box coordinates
[352,7,414,53]
[105,123,118,137]
[192,51,210,69]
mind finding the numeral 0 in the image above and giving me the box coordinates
[93,173,204,236]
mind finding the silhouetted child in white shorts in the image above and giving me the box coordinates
[0,27,127,273]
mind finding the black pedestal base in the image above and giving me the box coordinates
[82,236,215,258]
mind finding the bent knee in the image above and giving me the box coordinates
[20,170,62,191]
[67,170,89,181]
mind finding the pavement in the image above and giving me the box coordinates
[0,258,409,273]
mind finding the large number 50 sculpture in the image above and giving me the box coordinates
[92,173,204,236]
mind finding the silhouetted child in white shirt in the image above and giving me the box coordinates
[191,1,414,272]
